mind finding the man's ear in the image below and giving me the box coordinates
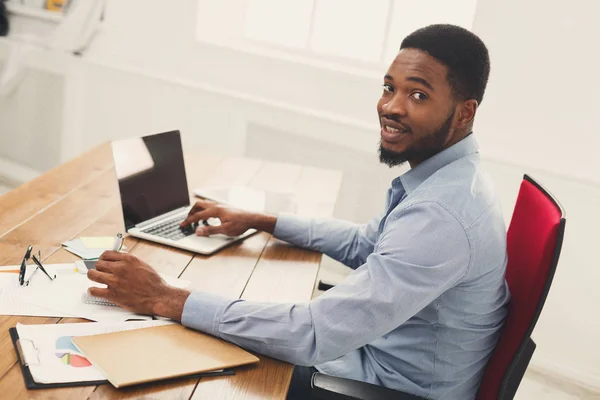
[455,99,478,129]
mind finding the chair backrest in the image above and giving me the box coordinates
[477,175,566,400]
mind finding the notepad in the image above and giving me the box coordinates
[81,292,117,307]
[73,324,259,388]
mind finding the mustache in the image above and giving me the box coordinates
[380,115,412,133]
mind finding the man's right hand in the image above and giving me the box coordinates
[180,199,277,236]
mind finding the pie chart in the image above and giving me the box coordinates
[56,352,92,368]
[55,336,92,368]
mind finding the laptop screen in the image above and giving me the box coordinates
[111,130,190,230]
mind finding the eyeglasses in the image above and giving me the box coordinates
[18,245,32,286]
[18,245,56,286]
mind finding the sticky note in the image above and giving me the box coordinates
[80,237,114,249]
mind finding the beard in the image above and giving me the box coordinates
[379,110,455,168]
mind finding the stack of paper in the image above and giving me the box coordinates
[0,264,190,322]
[62,237,126,260]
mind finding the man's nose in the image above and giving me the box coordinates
[382,94,407,117]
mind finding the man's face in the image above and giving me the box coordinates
[377,48,459,168]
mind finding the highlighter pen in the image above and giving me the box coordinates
[112,233,124,252]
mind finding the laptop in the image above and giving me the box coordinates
[111,130,256,255]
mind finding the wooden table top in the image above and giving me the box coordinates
[0,144,342,400]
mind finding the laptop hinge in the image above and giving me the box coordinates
[135,206,189,229]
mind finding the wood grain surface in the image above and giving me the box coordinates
[0,144,341,400]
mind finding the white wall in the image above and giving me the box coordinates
[0,65,64,171]
[472,0,600,389]
[473,0,600,186]
[0,43,66,174]
[0,0,599,390]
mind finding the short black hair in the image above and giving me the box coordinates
[400,24,490,105]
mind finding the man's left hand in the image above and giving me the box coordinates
[87,251,190,320]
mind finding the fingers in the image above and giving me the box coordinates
[98,250,127,261]
[181,209,220,227]
[196,222,232,236]
[87,269,116,286]
[188,199,217,215]
[94,259,127,273]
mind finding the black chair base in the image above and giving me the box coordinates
[317,280,335,291]
[311,373,426,400]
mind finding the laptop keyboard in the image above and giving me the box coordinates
[141,217,196,241]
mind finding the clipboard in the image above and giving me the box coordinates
[9,328,236,389]
[9,327,107,389]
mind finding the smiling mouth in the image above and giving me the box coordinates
[383,125,410,134]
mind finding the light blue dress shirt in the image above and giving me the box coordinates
[182,134,510,400]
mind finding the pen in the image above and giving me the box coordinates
[112,233,124,252]
[189,369,236,379]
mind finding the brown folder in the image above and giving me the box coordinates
[72,324,259,388]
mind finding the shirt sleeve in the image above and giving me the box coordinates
[272,213,381,269]
[181,201,471,366]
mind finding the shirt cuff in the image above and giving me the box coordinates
[273,213,312,246]
[181,291,230,337]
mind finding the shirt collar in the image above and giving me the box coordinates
[392,133,479,194]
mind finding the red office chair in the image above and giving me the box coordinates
[311,174,566,400]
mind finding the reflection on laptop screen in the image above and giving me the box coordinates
[112,130,190,230]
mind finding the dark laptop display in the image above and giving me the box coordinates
[112,130,190,230]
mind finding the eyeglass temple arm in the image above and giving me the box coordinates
[31,255,56,280]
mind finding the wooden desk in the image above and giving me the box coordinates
[0,144,342,400]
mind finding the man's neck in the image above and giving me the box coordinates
[408,131,472,169]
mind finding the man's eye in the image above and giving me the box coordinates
[410,92,428,101]
[382,84,394,93]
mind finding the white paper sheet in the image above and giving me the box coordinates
[62,238,128,261]
[0,264,190,321]
[62,239,105,260]
[0,264,79,317]
[16,320,173,384]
